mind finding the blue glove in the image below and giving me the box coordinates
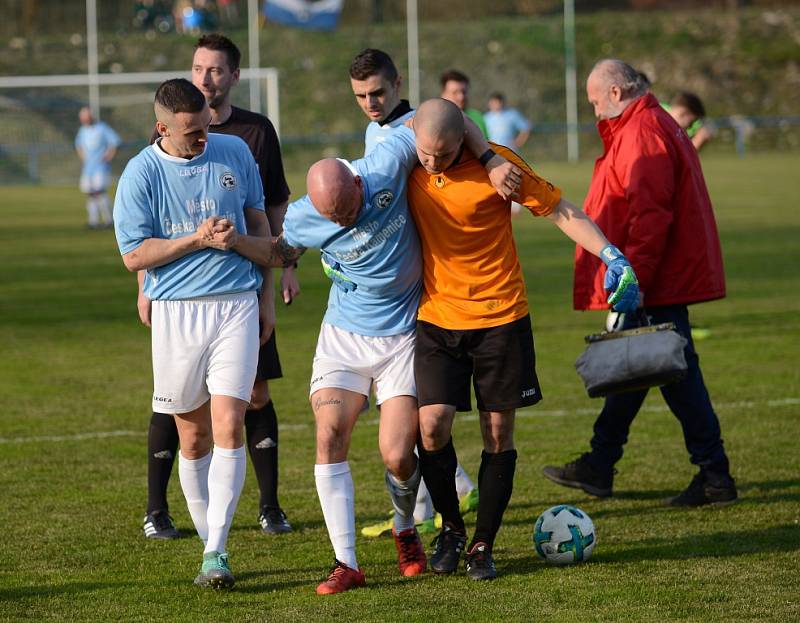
[600,245,640,313]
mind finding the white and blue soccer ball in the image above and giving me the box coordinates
[533,504,596,565]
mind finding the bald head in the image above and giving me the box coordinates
[413,98,465,174]
[415,99,464,142]
[307,158,364,227]
[586,59,647,120]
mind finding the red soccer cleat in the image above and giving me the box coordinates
[316,559,366,595]
[393,527,427,577]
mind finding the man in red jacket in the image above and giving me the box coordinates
[542,59,737,506]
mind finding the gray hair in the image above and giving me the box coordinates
[590,59,648,99]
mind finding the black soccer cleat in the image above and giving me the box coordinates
[542,453,614,498]
[142,511,180,540]
[258,507,293,534]
[465,542,497,581]
[429,524,467,574]
[665,470,738,507]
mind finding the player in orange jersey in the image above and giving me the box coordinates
[407,99,638,580]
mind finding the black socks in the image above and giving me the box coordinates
[470,449,517,550]
[419,438,465,533]
[146,411,179,514]
[245,400,281,510]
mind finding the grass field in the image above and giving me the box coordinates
[1,153,799,622]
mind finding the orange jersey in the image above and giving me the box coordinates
[408,144,562,329]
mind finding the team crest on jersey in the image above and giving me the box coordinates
[434,175,446,189]
[219,171,237,191]
[373,189,393,209]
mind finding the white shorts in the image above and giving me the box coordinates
[310,323,416,405]
[80,171,110,194]
[151,291,259,414]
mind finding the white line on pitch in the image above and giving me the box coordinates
[0,398,797,444]
[0,430,142,444]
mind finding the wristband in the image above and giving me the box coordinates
[478,148,496,167]
[599,244,625,266]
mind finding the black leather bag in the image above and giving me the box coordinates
[575,321,688,398]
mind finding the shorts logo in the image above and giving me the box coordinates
[521,388,537,398]
[219,171,237,191]
[373,189,393,209]
[153,395,174,403]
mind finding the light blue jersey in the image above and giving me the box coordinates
[485,108,531,148]
[75,121,120,177]
[364,108,416,156]
[283,128,422,336]
[114,133,265,300]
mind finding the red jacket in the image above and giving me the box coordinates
[573,93,726,310]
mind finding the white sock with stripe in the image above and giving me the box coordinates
[386,462,421,532]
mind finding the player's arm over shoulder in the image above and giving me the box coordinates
[499,146,562,216]
[273,234,305,267]
[375,126,417,172]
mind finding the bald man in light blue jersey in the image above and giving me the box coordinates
[233,107,521,592]
[281,129,425,594]
[282,136,422,336]
[113,79,269,591]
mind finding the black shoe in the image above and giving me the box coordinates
[429,524,467,574]
[464,542,497,581]
[143,511,180,540]
[258,507,293,534]
[542,453,614,498]
[665,471,738,507]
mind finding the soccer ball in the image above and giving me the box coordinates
[533,504,596,565]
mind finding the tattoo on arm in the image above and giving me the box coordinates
[274,234,306,267]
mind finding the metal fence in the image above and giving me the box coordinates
[2,115,798,186]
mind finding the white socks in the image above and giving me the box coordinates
[205,445,246,554]
[315,461,357,570]
[455,461,476,500]
[414,477,433,523]
[178,451,212,543]
[178,446,246,555]
[386,463,421,532]
[97,194,112,224]
[86,195,112,227]
[86,198,100,227]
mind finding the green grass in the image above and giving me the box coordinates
[1,153,799,622]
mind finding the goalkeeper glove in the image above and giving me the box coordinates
[600,244,640,313]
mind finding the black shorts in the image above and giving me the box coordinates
[414,315,542,412]
[256,326,283,381]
